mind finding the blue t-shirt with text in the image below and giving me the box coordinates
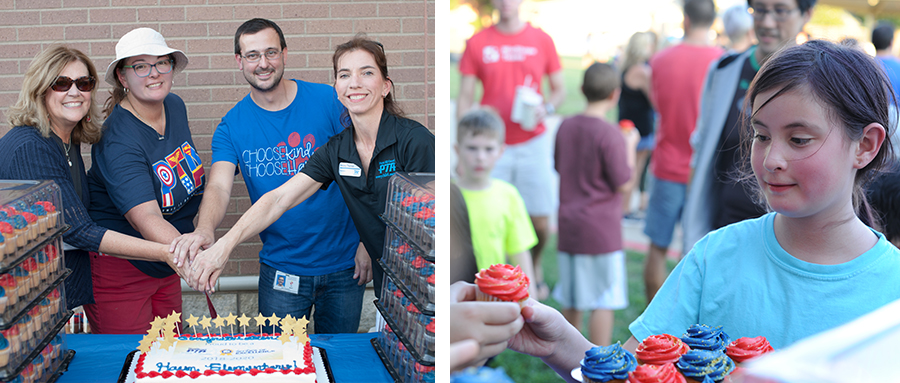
[211,79,358,276]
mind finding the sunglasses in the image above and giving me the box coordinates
[50,76,96,92]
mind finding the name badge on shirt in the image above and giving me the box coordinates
[273,270,300,294]
[339,162,362,177]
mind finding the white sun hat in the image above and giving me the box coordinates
[105,27,189,86]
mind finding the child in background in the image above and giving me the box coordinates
[553,62,638,346]
[455,108,538,298]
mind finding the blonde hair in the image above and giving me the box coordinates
[621,31,656,74]
[6,45,102,144]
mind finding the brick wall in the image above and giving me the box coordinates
[0,1,435,276]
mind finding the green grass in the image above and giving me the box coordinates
[485,236,677,382]
[450,56,613,119]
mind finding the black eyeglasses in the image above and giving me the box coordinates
[50,76,96,92]
[123,59,174,77]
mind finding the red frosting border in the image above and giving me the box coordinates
[134,333,315,380]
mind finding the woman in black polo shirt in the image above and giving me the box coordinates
[177,35,434,294]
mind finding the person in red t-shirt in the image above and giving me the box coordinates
[643,0,724,303]
[457,0,565,299]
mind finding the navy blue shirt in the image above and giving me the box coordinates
[87,94,204,278]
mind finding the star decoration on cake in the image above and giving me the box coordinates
[293,316,310,343]
[163,320,177,344]
[212,316,226,332]
[137,336,155,353]
[169,311,183,336]
[266,314,281,329]
[199,316,212,331]
[150,316,166,330]
[237,313,252,328]
[281,314,297,334]
[185,314,200,331]
[223,312,238,327]
[157,336,174,351]
[254,313,268,328]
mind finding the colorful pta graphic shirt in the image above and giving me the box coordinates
[88,93,204,278]
[211,79,359,276]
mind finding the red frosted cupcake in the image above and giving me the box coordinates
[636,334,691,365]
[726,336,773,366]
[474,264,530,306]
[628,363,686,383]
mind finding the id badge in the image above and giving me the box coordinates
[339,162,362,177]
[273,270,300,294]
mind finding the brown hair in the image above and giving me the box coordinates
[6,45,102,144]
[332,33,404,126]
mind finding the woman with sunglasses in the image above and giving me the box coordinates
[0,45,184,312]
[80,28,203,334]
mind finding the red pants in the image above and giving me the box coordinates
[83,252,182,334]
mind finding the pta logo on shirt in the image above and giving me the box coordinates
[482,45,538,64]
[152,141,205,210]
[375,159,396,179]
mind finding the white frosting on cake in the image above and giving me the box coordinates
[131,334,319,383]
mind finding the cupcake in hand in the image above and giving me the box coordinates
[676,349,734,383]
[628,363,686,383]
[635,334,690,365]
[474,264,530,306]
[580,343,637,383]
[725,336,773,366]
[680,324,730,353]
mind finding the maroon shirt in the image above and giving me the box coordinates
[554,115,631,254]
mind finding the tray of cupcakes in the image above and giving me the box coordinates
[570,324,774,383]
[0,180,65,269]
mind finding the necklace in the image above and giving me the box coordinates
[62,140,72,167]
[126,97,164,140]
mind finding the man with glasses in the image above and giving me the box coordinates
[173,18,365,334]
[683,0,816,253]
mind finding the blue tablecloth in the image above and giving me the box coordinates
[57,333,393,383]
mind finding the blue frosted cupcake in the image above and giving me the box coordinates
[581,343,637,383]
[676,349,734,383]
[451,366,515,383]
[680,324,730,352]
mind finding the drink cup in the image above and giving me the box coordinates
[510,85,543,131]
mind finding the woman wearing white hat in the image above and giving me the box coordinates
[83,27,203,334]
